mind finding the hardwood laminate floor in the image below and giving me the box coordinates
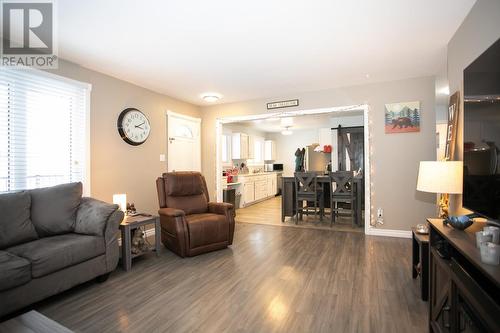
[34,223,427,333]
[237,196,364,233]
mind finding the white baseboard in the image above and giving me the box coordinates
[365,227,412,238]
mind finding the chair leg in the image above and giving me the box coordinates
[295,200,298,224]
[319,193,324,222]
[351,201,355,228]
[296,202,299,224]
[330,201,334,227]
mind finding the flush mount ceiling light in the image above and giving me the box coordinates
[201,93,222,103]
[280,117,294,127]
[280,117,294,135]
[281,127,293,136]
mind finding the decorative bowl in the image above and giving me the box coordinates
[443,215,474,230]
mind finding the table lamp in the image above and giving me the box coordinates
[113,193,127,214]
[417,161,463,219]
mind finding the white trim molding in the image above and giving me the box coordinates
[365,227,412,238]
[215,104,372,229]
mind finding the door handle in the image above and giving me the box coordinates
[443,306,451,329]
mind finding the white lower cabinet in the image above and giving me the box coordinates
[243,181,255,205]
[254,180,267,201]
[240,173,279,207]
[268,173,277,196]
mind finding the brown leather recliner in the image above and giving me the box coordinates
[156,172,235,257]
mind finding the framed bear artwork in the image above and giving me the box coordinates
[384,101,421,134]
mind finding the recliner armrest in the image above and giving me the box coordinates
[159,207,186,217]
[208,202,234,216]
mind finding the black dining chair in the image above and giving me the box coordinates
[294,172,323,224]
[329,171,356,227]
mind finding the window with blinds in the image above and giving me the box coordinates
[0,68,89,193]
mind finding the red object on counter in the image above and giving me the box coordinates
[323,145,332,153]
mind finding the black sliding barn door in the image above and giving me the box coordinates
[337,126,364,172]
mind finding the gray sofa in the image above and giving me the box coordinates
[0,182,124,317]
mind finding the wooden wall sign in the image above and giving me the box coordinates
[444,91,460,161]
[440,91,460,218]
[267,99,299,110]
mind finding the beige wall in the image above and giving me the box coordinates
[447,0,500,215]
[46,60,201,214]
[201,76,437,231]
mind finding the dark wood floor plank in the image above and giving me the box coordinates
[34,222,427,332]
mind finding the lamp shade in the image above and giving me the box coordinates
[417,161,463,194]
[113,194,127,212]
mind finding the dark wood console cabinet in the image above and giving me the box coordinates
[428,219,500,333]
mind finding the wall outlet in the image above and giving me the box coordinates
[376,208,384,225]
[159,154,166,162]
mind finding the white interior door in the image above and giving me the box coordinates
[167,111,201,172]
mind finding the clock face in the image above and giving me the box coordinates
[117,108,151,145]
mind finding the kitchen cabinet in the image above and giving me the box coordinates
[267,173,277,196]
[254,179,267,201]
[239,173,278,207]
[264,140,276,161]
[242,181,255,205]
[232,133,249,159]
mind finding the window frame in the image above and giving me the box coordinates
[0,68,92,195]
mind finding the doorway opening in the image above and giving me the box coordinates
[215,104,372,234]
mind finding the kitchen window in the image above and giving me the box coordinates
[221,133,232,166]
[0,68,90,193]
[248,136,265,166]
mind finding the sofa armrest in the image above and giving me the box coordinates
[75,197,123,237]
[76,197,124,272]
[208,202,234,216]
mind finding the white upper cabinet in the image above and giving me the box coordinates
[264,140,276,161]
[232,133,249,159]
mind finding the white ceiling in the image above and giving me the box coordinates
[230,110,364,133]
[56,0,475,105]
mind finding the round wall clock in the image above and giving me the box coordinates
[117,108,151,146]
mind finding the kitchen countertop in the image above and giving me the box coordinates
[237,171,282,177]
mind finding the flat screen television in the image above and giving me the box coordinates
[463,38,500,221]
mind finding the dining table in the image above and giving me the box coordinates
[281,173,364,226]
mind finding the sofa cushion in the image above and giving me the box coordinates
[30,182,83,236]
[7,233,105,278]
[0,191,38,249]
[186,213,229,249]
[0,251,31,291]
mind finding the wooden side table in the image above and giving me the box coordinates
[120,215,161,271]
[412,227,429,301]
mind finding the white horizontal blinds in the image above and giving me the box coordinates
[0,69,88,192]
